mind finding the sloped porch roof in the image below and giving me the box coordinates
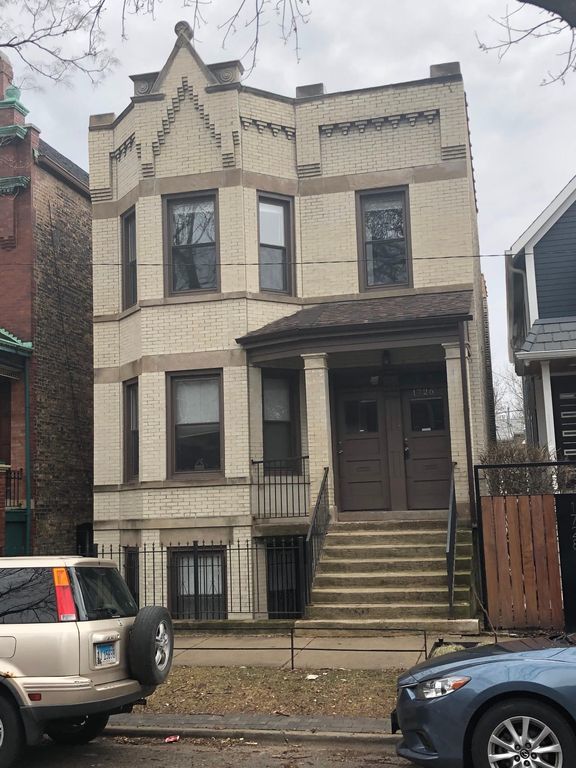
[237,289,473,353]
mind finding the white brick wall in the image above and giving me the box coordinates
[91,37,489,553]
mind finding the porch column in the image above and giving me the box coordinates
[541,361,557,455]
[302,353,334,508]
[443,341,474,519]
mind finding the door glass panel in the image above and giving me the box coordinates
[344,399,378,433]
[410,397,445,432]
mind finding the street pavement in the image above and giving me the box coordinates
[18,736,410,766]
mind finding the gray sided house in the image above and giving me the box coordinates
[507,174,576,457]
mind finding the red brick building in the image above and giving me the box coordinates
[0,52,93,554]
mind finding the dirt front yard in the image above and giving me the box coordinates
[147,666,403,719]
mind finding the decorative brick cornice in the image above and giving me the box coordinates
[441,144,467,160]
[112,133,136,161]
[240,117,295,140]
[320,109,439,137]
[0,176,30,195]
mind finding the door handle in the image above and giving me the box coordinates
[403,442,410,460]
[337,450,344,455]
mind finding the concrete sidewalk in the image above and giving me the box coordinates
[172,632,486,669]
[108,711,398,747]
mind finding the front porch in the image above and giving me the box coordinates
[241,291,476,525]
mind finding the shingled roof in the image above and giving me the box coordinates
[38,139,89,190]
[237,289,473,347]
[517,318,576,357]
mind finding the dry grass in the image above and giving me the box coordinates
[147,666,403,719]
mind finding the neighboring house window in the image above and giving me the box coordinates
[259,195,292,293]
[122,209,137,309]
[262,372,299,463]
[124,380,139,481]
[358,189,410,289]
[166,194,218,293]
[170,373,222,474]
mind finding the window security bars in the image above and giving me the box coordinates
[5,468,22,508]
[88,539,307,620]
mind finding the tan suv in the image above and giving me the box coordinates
[0,556,174,767]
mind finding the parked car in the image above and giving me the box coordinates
[0,556,174,768]
[392,635,576,767]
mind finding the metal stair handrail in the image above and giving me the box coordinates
[304,467,330,606]
[445,462,457,616]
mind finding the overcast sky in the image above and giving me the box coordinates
[16,0,576,372]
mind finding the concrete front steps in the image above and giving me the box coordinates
[298,518,479,634]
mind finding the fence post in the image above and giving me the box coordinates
[290,626,295,671]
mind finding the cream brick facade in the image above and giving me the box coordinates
[90,24,493,619]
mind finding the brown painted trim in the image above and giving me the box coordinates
[95,350,246,384]
[246,326,463,363]
[356,186,413,294]
[257,191,295,296]
[261,369,301,461]
[121,207,137,310]
[458,320,476,522]
[91,162,467,220]
[162,189,221,297]
[123,378,139,483]
[166,369,225,480]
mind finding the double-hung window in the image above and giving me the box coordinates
[359,189,410,289]
[259,196,292,293]
[171,373,222,474]
[124,380,139,482]
[167,194,218,293]
[262,372,299,465]
[122,209,137,308]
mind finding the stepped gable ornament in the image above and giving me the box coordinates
[175,20,193,40]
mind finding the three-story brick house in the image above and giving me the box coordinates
[90,22,493,629]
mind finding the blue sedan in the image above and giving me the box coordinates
[392,636,576,768]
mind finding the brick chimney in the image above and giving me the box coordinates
[0,51,13,100]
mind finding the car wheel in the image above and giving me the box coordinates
[128,606,174,686]
[0,695,23,768]
[45,713,109,745]
[471,698,575,768]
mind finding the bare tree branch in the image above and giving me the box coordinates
[0,0,311,85]
[523,0,576,27]
[480,1,576,83]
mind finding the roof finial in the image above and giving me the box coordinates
[174,21,193,41]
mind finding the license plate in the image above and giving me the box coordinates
[95,642,117,666]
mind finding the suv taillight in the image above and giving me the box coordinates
[52,568,77,622]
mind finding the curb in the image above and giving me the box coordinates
[105,724,400,750]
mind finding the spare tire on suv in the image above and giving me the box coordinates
[128,606,174,686]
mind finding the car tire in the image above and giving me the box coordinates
[45,713,109,745]
[471,697,576,768]
[0,695,23,768]
[128,606,174,686]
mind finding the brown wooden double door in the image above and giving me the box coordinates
[336,386,451,512]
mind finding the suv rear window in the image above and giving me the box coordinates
[73,566,138,620]
[0,568,57,624]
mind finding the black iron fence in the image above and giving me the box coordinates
[475,460,576,498]
[251,456,310,519]
[88,538,308,620]
[5,469,23,508]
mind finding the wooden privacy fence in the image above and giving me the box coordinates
[481,495,564,630]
